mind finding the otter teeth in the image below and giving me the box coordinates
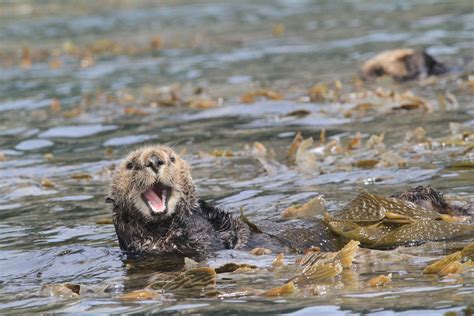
[143,186,167,214]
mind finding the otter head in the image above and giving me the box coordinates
[108,145,198,220]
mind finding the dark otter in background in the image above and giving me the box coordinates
[106,145,343,259]
[361,48,447,81]
[392,185,473,217]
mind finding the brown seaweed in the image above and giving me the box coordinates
[162,267,216,291]
[262,282,297,297]
[367,274,392,287]
[281,196,326,219]
[325,213,473,249]
[335,191,442,223]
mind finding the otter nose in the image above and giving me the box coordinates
[146,155,165,172]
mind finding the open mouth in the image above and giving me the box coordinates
[141,182,170,215]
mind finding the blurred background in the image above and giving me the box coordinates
[1,0,473,102]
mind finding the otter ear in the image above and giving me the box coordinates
[105,197,116,205]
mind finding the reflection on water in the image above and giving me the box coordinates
[0,0,473,314]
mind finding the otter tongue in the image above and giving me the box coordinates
[143,187,166,213]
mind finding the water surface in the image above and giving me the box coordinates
[0,0,473,314]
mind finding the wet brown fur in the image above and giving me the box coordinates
[108,146,260,258]
[361,48,446,81]
[393,185,472,216]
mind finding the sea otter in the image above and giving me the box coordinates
[107,145,472,258]
[360,48,447,81]
[106,145,344,258]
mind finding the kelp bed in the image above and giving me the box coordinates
[0,0,473,314]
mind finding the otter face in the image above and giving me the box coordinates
[109,146,197,220]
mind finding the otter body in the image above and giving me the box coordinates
[112,201,229,257]
[107,145,469,258]
[361,48,447,81]
[111,196,343,258]
[107,145,343,258]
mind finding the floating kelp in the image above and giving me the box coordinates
[299,240,360,271]
[249,141,284,175]
[332,191,442,223]
[376,151,407,168]
[262,281,297,297]
[347,132,362,150]
[215,263,257,274]
[188,98,218,109]
[440,214,467,223]
[299,252,336,271]
[374,221,473,248]
[392,94,432,112]
[251,141,271,159]
[324,190,473,249]
[424,242,474,274]
[344,102,377,118]
[43,153,54,161]
[296,137,319,172]
[437,261,464,277]
[289,240,359,286]
[292,258,342,285]
[40,178,55,188]
[119,289,160,301]
[353,159,379,169]
[282,109,311,118]
[326,215,473,249]
[367,274,392,287]
[272,253,285,268]
[95,217,113,225]
[273,120,469,181]
[309,83,329,102]
[161,267,216,291]
[404,127,426,143]
[39,283,81,300]
[365,133,385,150]
[286,132,303,164]
[281,196,326,219]
[338,240,360,268]
[250,247,272,256]
[437,91,459,110]
[124,107,148,116]
[272,23,285,37]
[209,148,234,157]
[240,208,263,234]
[461,243,474,259]
[452,145,474,157]
[70,173,92,180]
[301,262,342,282]
[323,218,390,245]
[50,98,61,111]
[240,89,283,103]
[447,161,474,170]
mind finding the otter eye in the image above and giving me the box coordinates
[126,162,134,170]
[170,156,175,163]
